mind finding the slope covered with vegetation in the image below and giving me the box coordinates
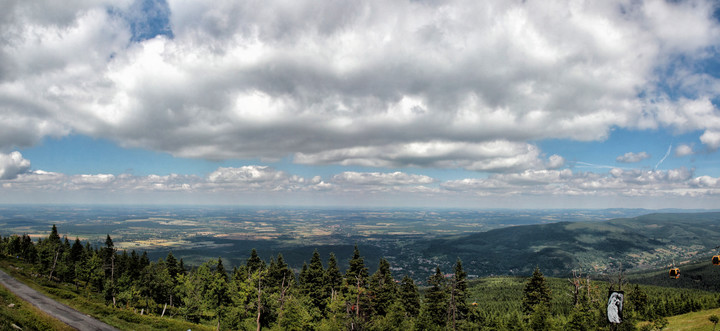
[2,219,720,330]
[418,212,720,276]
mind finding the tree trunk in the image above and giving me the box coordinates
[355,276,361,317]
[110,254,116,306]
[48,250,59,281]
[161,303,167,317]
[448,279,456,331]
[278,276,288,313]
[256,273,263,331]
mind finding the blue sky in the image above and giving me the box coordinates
[1,0,720,208]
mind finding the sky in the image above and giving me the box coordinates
[1,0,720,208]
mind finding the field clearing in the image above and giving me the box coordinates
[659,307,720,331]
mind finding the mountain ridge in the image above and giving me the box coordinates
[417,212,720,277]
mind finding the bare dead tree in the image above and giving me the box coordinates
[278,275,290,314]
[448,277,457,331]
[567,270,584,306]
[48,250,60,281]
[607,264,627,292]
[256,270,265,331]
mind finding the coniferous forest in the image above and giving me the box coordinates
[2,225,720,330]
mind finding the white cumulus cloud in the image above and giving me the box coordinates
[700,130,720,150]
[0,0,718,169]
[675,144,694,157]
[0,152,31,180]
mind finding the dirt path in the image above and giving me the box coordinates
[0,268,119,331]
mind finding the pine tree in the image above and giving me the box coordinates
[325,253,343,301]
[69,237,84,288]
[629,284,649,320]
[139,251,150,268]
[425,267,449,327]
[49,225,61,244]
[522,267,551,315]
[217,257,229,281]
[166,251,179,279]
[528,302,553,331]
[178,258,186,276]
[345,245,369,323]
[399,275,420,318]
[246,248,266,274]
[299,262,309,287]
[304,249,327,311]
[345,245,369,286]
[368,258,396,317]
[268,253,293,290]
[448,258,469,328]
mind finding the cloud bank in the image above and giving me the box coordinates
[1,0,719,173]
[2,165,719,208]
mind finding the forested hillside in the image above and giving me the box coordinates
[418,212,720,276]
[2,224,720,330]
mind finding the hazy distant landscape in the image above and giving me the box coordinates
[2,205,716,282]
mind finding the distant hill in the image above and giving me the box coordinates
[627,260,720,292]
[418,212,720,277]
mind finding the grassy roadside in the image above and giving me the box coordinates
[0,281,75,331]
[0,257,213,331]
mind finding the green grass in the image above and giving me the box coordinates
[655,308,720,331]
[0,282,75,331]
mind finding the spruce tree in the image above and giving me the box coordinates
[212,258,231,309]
[368,258,396,317]
[325,253,343,301]
[345,245,369,321]
[49,225,61,244]
[399,275,420,317]
[246,248,266,274]
[449,258,469,327]
[304,249,327,311]
[522,267,551,315]
[345,245,369,285]
[425,267,449,327]
[178,258,186,276]
[299,262,309,287]
[140,251,150,268]
[268,253,293,290]
[166,251,179,279]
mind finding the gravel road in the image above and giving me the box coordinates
[0,268,119,331]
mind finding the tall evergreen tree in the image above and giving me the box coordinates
[325,253,343,301]
[166,251,179,279]
[345,245,369,286]
[128,250,141,279]
[217,257,228,281]
[448,258,469,328]
[267,253,293,290]
[178,258,186,276]
[48,225,61,244]
[522,267,551,315]
[139,251,150,268]
[399,275,420,318]
[246,248,266,274]
[345,245,369,322]
[212,258,231,309]
[368,258,396,317]
[425,267,449,327]
[299,262,309,287]
[304,249,327,311]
